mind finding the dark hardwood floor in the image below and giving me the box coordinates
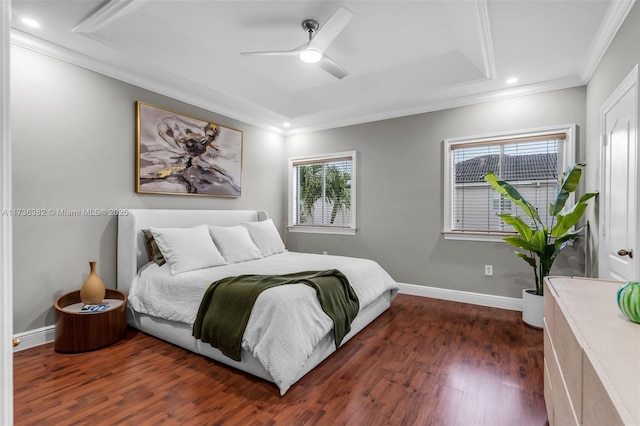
[14,294,548,425]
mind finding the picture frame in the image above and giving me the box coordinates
[135,101,243,197]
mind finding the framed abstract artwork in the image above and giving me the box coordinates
[135,101,243,197]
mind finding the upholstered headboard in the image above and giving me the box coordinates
[117,209,268,293]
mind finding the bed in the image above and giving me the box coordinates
[117,209,398,395]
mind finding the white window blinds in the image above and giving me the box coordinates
[450,133,566,233]
[290,152,354,229]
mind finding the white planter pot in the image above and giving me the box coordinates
[522,288,544,328]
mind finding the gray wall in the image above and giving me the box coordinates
[285,87,588,298]
[11,45,286,333]
[584,2,640,273]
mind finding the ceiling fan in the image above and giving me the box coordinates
[241,6,354,79]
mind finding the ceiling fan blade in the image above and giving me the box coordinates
[241,42,309,57]
[308,6,353,53]
[316,55,349,79]
[240,50,300,57]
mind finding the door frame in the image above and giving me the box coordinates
[598,64,639,281]
[0,0,12,424]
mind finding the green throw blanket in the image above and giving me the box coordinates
[192,269,360,361]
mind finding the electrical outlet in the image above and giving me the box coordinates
[322,251,328,255]
[485,265,493,276]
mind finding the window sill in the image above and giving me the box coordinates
[287,226,357,236]
[442,230,516,243]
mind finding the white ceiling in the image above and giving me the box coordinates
[9,0,636,134]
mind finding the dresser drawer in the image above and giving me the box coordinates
[543,320,555,396]
[582,355,624,426]
[544,360,554,425]
[543,322,554,425]
[545,325,579,426]
[543,282,555,330]
[553,304,582,423]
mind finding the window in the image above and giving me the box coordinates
[288,151,356,235]
[492,192,512,213]
[443,125,575,241]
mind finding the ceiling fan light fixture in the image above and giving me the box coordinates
[241,7,352,78]
[299,49,322,63]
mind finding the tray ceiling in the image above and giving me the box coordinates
[10,0,635,134]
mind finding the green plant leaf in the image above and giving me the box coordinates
[559,162,586,193]
[555,237,577,254]
[532,229,548,253]
[550,163,586,215]
[498,213,533,240]
[484,172,542,224]
[503,236,541,253]
[549,192,569,216]
[516,252,537,268]
[555,227,584,243]
[540,243,556,270]
[552,192,597,237]
[552,227,586,255]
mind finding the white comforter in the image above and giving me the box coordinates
[128,251,398,394]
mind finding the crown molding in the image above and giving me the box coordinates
[579,0,636,83]
[10,30,288,136]
[284,76,585,135]
[72,0,136,34]
[475,0,497,81]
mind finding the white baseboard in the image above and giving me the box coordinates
[12,285,521,352]
[12,325,55,352]
[398,283,523,312]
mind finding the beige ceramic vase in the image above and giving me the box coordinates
[80,260,106,305]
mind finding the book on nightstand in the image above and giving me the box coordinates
[80,303,110,312]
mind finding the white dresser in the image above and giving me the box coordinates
[544,276,640,425]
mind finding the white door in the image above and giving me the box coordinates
[599,65,639,282]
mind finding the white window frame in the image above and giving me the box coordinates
[443,125,576,242]
[288,150,357,235]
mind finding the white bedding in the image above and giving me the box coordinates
[128,251,398,394]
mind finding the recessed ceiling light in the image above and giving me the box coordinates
[506,77,519,85]
[283,122,291,128]
[21,17,41,28]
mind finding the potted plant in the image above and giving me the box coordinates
[484,162,597,327]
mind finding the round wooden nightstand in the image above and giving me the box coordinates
[54,288,128,353]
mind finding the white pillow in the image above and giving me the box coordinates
[244,219,286,256]
[208,225,263,264]
[150,225,225,275]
